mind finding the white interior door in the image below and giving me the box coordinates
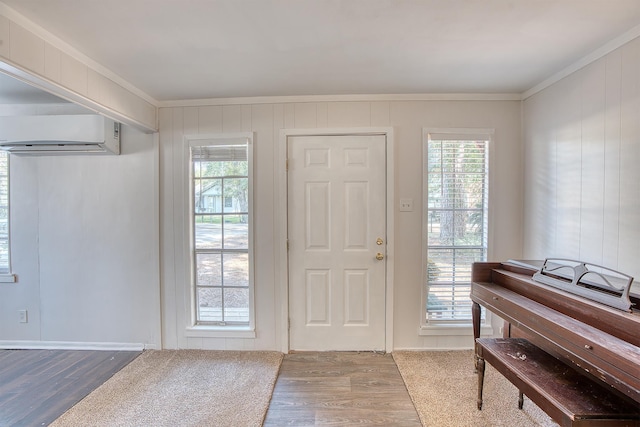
[287,134,387,351]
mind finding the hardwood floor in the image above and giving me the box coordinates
[264,351,422,426]
[0,349,140,426]
[1,349,419,426]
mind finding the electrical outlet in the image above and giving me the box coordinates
[18,309,28,323]
[399,198,414,212]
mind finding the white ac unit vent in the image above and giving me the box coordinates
[0,114,120,155]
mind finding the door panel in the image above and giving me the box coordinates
[306,182,330,249]
[288,134,386,351]
[344,269,369,324]
[306,269,330,324]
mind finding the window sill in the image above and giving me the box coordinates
[185,326,256,339]
[0,274,16,283]
[419,323,494,336]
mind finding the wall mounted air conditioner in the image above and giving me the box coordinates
[0,114,120,155]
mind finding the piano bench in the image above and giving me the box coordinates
[475,338,640,427]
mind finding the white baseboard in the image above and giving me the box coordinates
[0,340,145,351]
[392,346,474,352]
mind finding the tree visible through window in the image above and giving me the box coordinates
[191,140,252,326]
[424,133,489,322]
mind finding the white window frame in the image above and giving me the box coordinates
[420,128,494,335]
[184,133,255,336]
[0,151,14,283]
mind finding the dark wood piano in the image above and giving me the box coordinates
[471,260,640,426]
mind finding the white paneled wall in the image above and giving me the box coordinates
[0,126,161,349]
[160,98,523,350]
[523,36,640,292]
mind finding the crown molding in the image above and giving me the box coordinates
[4,1,637,107]
[522,23,640,100]
[159,92,522,108]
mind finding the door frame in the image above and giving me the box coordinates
[276,127,395,353]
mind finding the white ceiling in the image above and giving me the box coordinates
[2,0,640,102]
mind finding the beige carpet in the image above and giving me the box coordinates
[51,349,283,427]
[393,350,558,427]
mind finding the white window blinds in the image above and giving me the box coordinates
[191,145,248,162]
[424,135,489,322]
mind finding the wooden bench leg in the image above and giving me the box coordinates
[477,356,485,410]
[518,391,524,409]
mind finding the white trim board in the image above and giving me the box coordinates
[392,346,474,351]
[160,93,522,108]
[0,59,157,133]
[0,340,149,351]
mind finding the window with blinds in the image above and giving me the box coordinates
[0,152,8,274]
[190,138,252,326]
[424,132,489,322]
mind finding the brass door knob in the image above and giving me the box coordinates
[376,252,384,260]
[376,238,384,245]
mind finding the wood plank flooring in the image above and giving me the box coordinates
[264,352,421,426]
[0,349,140,426]
[1,349,419,426]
